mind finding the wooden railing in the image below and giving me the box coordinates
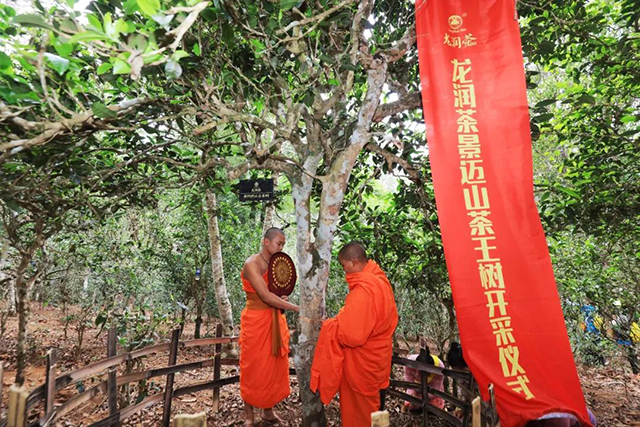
[4,324,243,427]
[3,329,499,427]
[385,355,500,427]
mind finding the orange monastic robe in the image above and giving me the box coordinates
[311,260,398,426]
[239,270,290,408]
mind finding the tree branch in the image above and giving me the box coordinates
[365,142,420,181]
[372,92,422,122]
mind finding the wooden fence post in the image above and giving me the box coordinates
[212,323,222,413]
[174,412,207,427]
[420,371,430,427]
[371,410,389,427]
[488,384,497,427]
[162,328,181,427]
[0,364,3,419]
[43,348,57,422]
[472,397,481,427]
[8,385,27,427]
[107,325,119,427]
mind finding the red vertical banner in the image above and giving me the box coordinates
[414,1,591,426]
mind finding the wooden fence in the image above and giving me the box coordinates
[2,328,498,427]
[387,354,500,427]
[4,324,242,427]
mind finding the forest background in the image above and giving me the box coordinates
[0,0,638,425]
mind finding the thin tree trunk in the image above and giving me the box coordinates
[14,257,29,386]
[262,172,280,236]
[0,239,16,316]
[294,58,387,425]
[15,254,40,386]
[290,154,327,427]
[194,316,203,339]
[7,281,16,316]
[205,190,236,354]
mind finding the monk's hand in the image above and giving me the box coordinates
[280,295,289,302]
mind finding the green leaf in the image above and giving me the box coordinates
[0,52,11,70]
[303,90,314,107]
[172,50,189,61]
[577,94,596,104]
[535,98,556,108]
[54,42,74,58]
[319,54,334,64]
[115,19,130,35]
[280,0,298,10]
[60,17,78,33]
[95,313,107,326]
[113,58,131,75]
[534,113,554,122]
[4,199,23,213]
[13,14,52,29]
[137,0,160,16]
[192,42,201,56]
[92,102,117,119]
[124,0,139,14]
[620,115,636,123]
[250,39,266,56]
[222,22,234,46]
[151,13,173,27]
[87,14,103,32]
[44,53,70,75]
[556,186,580,199]
[97,62,112,74]
[165,59,182,79]
[68,31,109,43]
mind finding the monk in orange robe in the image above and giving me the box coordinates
[240,227,300,426]
[311,242,398,426]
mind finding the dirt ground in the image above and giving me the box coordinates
[0,306,638,426]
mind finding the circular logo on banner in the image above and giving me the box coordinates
[448,15,463,31]
[268,252,296,296]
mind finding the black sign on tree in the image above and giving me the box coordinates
[239,179,274,202]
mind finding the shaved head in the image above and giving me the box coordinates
[264,227,285,240]
[338,242,368,263]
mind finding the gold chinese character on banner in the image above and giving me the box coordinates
[499,345,526,377]
[444,34,462,48]
[464,185,490,210]
[462,33,477,47]
[458,134,481,159]
[490,316,515,346]
[507,375,535,400]
[469,210,494,236]
[473,235,498,262]
[454,83,476,108]
[460,159,486,185]
[478,260,504,288]
[458,134,480,146]
[456,109,479,133]
[451,59,472,83]
[485,290,509,317]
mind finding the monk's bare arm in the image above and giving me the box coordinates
[244,260,300,312]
